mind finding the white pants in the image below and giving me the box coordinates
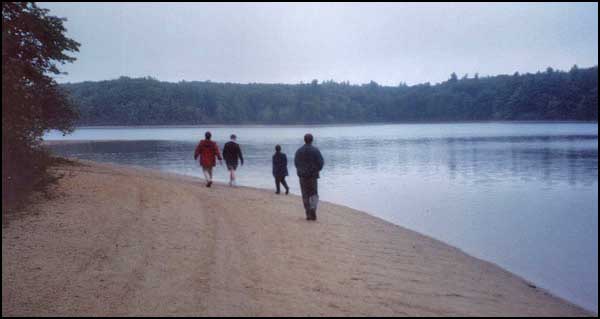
[202,167,213,183]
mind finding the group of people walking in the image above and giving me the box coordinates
[193,131,324,221]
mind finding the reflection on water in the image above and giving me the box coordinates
[46,123,598,312]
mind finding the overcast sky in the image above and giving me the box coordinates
[39,2,598,86]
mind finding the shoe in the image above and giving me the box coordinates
[207,181,212,188]
[275,191,280,194]
[285,188,289,195]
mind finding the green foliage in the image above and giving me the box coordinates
[2,2,80,205]
[66,66,598,125]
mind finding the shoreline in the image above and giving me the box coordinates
[57,120,599,130]
[2,160,594,316]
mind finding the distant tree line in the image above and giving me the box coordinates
[64,66,598,126]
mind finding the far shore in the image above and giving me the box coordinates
[2,160,594,316]
[60,120,598,130]
[42,139,149,146]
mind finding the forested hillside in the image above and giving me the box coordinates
[64,66,598,125]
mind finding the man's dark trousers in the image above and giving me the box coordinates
[299,177,318,220]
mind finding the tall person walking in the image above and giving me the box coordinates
[294,133,324,221]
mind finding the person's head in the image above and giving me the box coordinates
[275,144,281,152]
[230,134,237,141]
[304,133,314,144]
[205,131,212,140]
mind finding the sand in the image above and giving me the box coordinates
[2,160,593,316]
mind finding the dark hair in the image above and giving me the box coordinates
[230,134,236,140]
[205,131,211,140]
[304,133,313,144]
[275,144,281,152]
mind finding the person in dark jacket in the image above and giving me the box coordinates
[272,144,289,195]
[194,131,222,188]
[222,134,244,187]
[294,133,324,221]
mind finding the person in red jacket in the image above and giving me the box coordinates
[194,131,222,187]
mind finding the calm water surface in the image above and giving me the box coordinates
[45,122,598,312]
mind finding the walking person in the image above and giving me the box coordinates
[294,133,324,221]
[272,144,290,195]
[222,134,244,187]
[194,131,222,187]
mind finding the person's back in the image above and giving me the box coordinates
[195,139,220,168]
[222,140,243,166]
[294,143,324,179]
[272,152,288,177]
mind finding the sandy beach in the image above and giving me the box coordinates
[2,160,593,316]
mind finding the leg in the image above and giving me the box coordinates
[299,178,311,219]
[202,167,211,186]
[207,167,213,187]
[275,176,281,194]
[229,168,235,186]
[281,177,289,194]
[306,178,318,220]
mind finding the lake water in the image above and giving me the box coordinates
[45,122,598,313]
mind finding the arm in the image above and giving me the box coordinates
[238,144,244,165]
[215,143,222,161]
[194,143,201,160]
[294,149,300,168]
[283,154,287,167]
[317,149,324,171]
[222,144,229,160]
